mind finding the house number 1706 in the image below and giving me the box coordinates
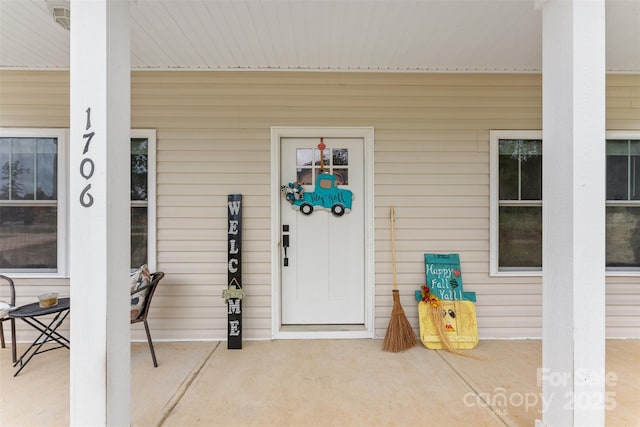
[80,107,95,207]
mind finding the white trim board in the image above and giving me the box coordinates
[270,126,375,339]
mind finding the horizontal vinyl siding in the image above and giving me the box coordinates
[154,129,272,340]
[0,71,638,342]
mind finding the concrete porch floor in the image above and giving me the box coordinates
[1,339,639,427]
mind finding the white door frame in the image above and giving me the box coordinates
[270,126,375,339]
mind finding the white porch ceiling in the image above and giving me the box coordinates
[0,0,638,72]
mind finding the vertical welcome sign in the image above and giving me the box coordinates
[224,194,244,349]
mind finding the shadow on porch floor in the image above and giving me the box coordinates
[1,340,639,426]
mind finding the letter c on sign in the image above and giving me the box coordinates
[229,259,238,273]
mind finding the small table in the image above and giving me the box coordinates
[9,297,70,376]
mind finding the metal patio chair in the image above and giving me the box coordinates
[0,274,17,363]
[131,271,164,367]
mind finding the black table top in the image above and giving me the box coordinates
[10,297,70,318]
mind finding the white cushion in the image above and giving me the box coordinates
[0,300,14,318]
[130,264,151,321]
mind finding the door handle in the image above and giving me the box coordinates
[282,225,289,267]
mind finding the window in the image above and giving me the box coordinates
[0,128,155,276]
[491,130,640,275]
[130,130,157,271]
[0,129,67,274]
[296,147,349,185]
[606,133,640,270]
[490,131,542,274]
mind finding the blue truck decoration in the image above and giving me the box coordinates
[281,172,353,216]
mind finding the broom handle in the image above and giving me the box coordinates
[390,207,398,290]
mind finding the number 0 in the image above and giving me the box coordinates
[80,158,95,179]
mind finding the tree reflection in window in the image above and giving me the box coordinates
[131,138,148,201]
[131,138,148,268]
[0,137,58,270]
[333,148,348,166]
[1,160,29,200]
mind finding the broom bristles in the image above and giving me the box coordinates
[382,290,417,352]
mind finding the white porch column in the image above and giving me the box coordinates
[541,0,606,426]
[69,1,131,426]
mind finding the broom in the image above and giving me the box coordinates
[382,207,417,352]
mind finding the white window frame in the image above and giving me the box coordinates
[131,129,157,272]
[491,129,640,277]
[0,128,69,278]
[605,130,640,276]
[0,128,156,277]
[490,130,542,277]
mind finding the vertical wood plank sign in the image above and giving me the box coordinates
[223,194,244,349]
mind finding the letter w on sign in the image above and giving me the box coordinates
[224,194,243,349]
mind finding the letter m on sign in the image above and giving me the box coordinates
[228,299,241,314]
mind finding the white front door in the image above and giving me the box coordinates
[280,137,365,324]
